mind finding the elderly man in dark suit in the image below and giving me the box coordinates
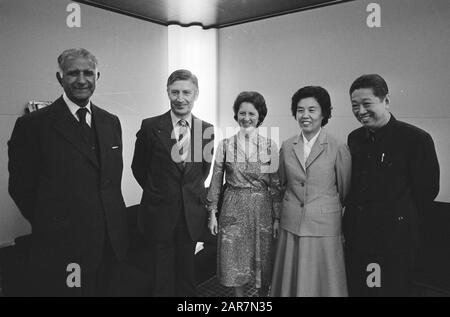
[8,48,129,296]
[132,69,214,297]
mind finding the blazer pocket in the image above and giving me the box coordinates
[111,145,122,156]
[321,204,341,214]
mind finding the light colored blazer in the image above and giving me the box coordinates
[279,129,351,237]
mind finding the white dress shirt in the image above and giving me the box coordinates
[301,128,321,163]
[170,110,192,140]
[63,93,92,127]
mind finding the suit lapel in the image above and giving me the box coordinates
[292,135,306,172]
[305,129,327,169]
[157,111,177,154]
[91,104,109,178]
[51,97,99,169]
[157,111,183,172]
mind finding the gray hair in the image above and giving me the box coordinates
[57,48,98,73]
[167,69,198,90]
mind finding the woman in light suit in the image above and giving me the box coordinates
[270,86,351,297]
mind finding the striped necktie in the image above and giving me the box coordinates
[177,119,189,164]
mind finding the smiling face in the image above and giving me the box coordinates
[351,88,390,130]
[57,57,98,107]
[167,79,198,118]
[296,97,323,139]
[237,102,259,133]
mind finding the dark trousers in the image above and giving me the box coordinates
[82,238,120,297]
[151,218,197,297]
[345,249,415,297]
[27,238,119,297]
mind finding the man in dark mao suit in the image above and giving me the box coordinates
[8,48,129,296]
[344,74,440,296]
[132,69,214,296]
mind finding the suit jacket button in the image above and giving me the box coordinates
[301,182,305,187]
[357,205,363,211]
[300,203,304,207]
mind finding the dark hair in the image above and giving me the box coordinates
[290,86,332,127]
[233,91,267,127]
[167,69,198,90]
[349,74,389,99]
[58,48,98,72]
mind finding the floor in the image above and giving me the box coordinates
[198,276,259,297]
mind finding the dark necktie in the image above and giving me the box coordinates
[77,107,91,141]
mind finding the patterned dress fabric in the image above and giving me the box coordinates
[207,134,281,289]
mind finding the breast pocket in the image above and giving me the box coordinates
[381,153,405,173]
[380,152,408,190]
[110,144,122,156]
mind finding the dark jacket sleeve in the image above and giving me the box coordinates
[8,115,39,223]
[202,123,214,182]
[116,115,123,151]
[115,114,125,179]
[131,120,150,189]
[410,131,440,209]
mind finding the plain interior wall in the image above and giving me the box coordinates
[1,0,449,246]
[0,0,168,245]
[218,0,450,202]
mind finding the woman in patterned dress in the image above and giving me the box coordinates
[207,91,281,297]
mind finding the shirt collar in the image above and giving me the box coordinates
[365,113,395,142]
[63,93,92,116]
[170,110,192,129]
[301,128,321,146]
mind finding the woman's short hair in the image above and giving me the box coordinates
[233,91,267,127]
[349,74,389,100]
[290,86,332,127]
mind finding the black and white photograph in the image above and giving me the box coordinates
[0,0,449,300]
